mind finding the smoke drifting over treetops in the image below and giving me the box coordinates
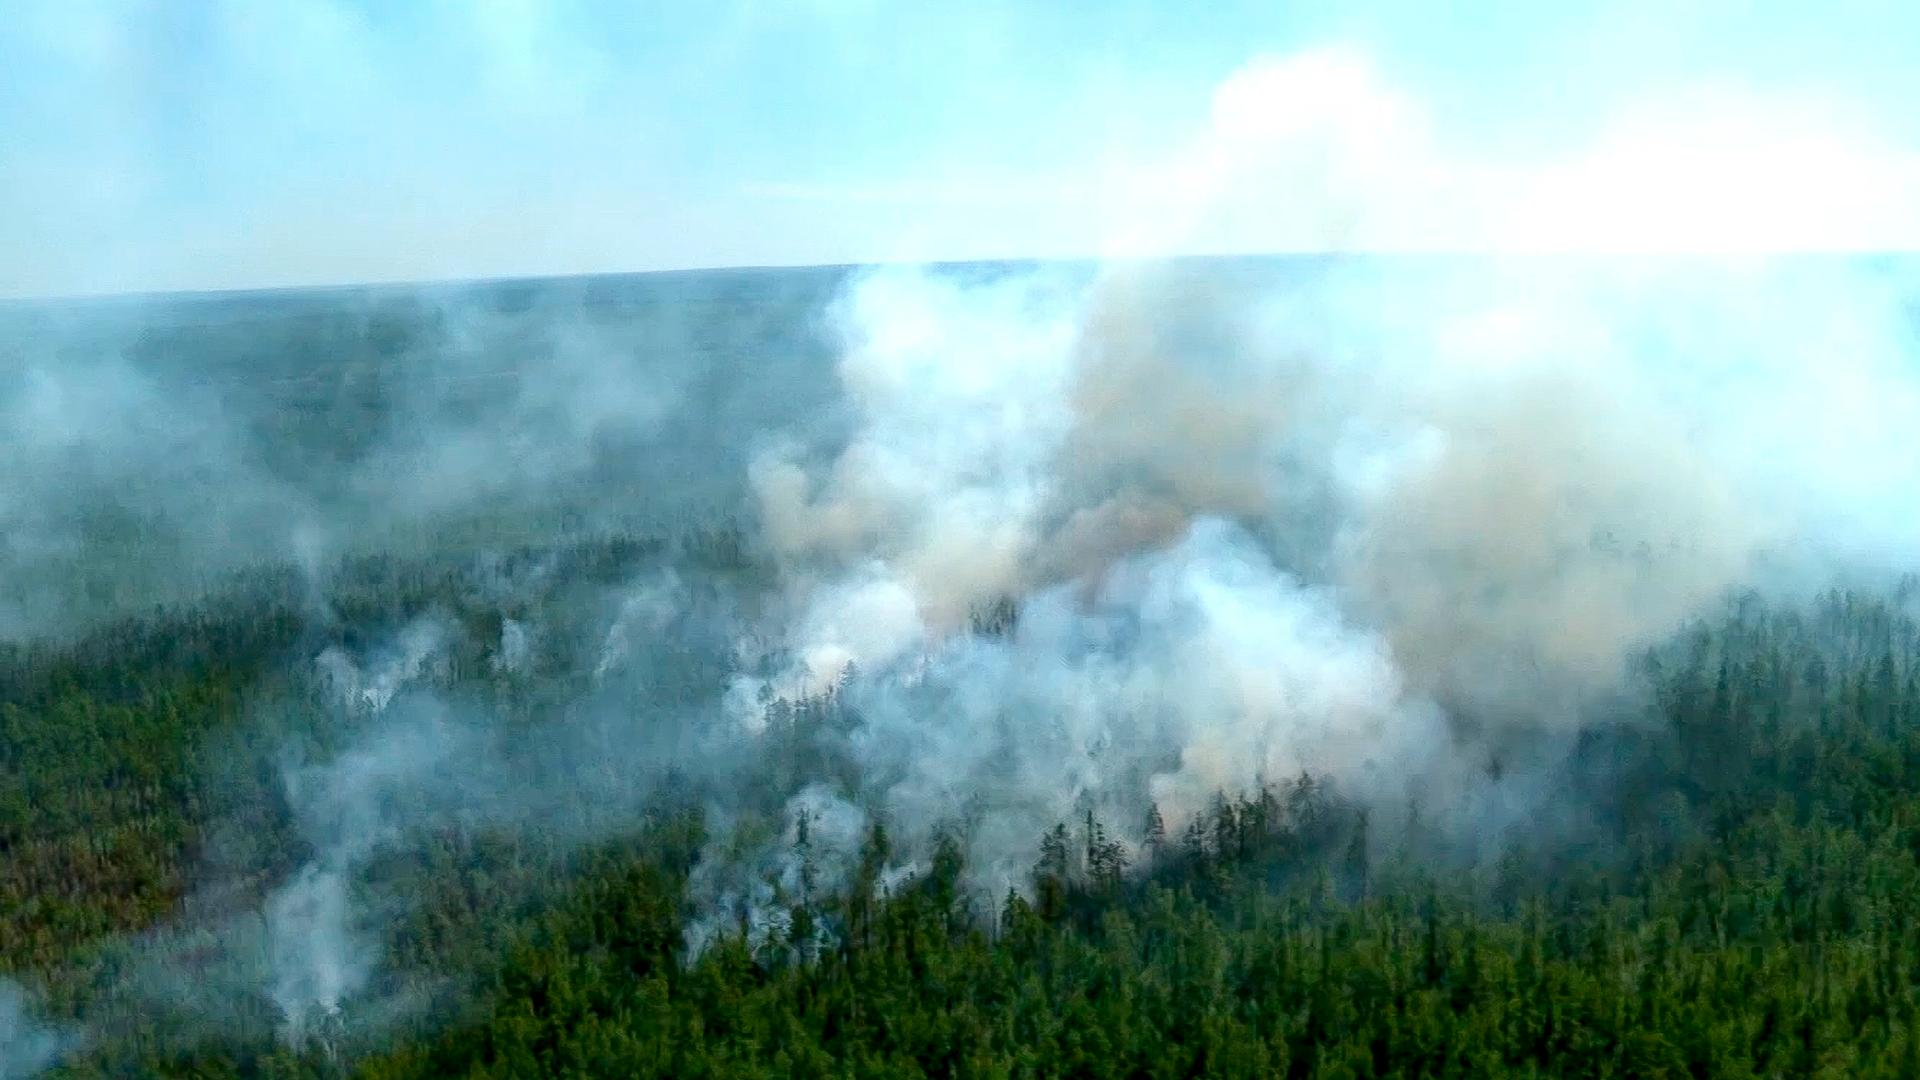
[0,269,842,638]
[8,43,1920,1071]
[735,254,1920,885]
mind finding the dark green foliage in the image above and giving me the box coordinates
[12,545,1920,1075]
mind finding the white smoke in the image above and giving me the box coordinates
[266,722,463,1046]
[749,266,1087,630]
[314,615,451,715]
[716,246,1920,906]
[492,617,535,676]
[15,37,1920,1069]
[839,519,1444,894]
[264,866,362,1054]
[262,617,470,1047]
[683,784,874,959]
[595,571,684,682]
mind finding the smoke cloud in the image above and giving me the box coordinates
[10,34,1920,1074]
[717,247,1920,908]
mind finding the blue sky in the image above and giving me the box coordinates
[2,1,1917,297]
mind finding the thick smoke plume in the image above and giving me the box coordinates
[27,259,1920,1062]
[717,252,1920,908]
[10,42,1920,1073]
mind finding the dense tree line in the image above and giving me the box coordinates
[7,533,1920,1076]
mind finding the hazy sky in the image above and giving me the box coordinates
[3,1,1918,297]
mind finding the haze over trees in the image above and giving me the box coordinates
[6,258,1920,1077]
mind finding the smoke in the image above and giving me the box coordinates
[0,268,842,640]
[315,614,452,715]
[263,866,366,1054]
[109,617,489,1054]
[340,290,688,522]
[9,33,1920,1074]
[0,978,73,1079]
[111,566,748,1052]
[750,264,1087,632]
[0,311,318,635]
[264,677,477,1046]
[492,617,535,676]
[711,248,1920,910]
[596,570,686,682]
[683,784,874,960]
[825,518,1444,894]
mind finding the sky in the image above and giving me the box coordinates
[2,0,1918,298]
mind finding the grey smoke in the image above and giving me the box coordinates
[315,614,452,715]
[0,313,319,636]
[266,677,475,1045]
[0,978,73,1079]
[683,784,875,961]
[595,570,685,683]
[0,269,844,640]
[492,617,535,676]
[833,517,1442,895]
[11,254,1920,1068]
[264,865,365,1054]
[141,575,740,1049]
[706,253,1920,909]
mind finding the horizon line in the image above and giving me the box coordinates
[5,249,1915,306]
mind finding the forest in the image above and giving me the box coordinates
[4,522,1920,1077]
[11,0,1920,1072]
[8,259,1920,1078]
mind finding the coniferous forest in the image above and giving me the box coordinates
[8,262,1920,1078]
[16,0,1920,1073]
[7,530,1920,1077]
